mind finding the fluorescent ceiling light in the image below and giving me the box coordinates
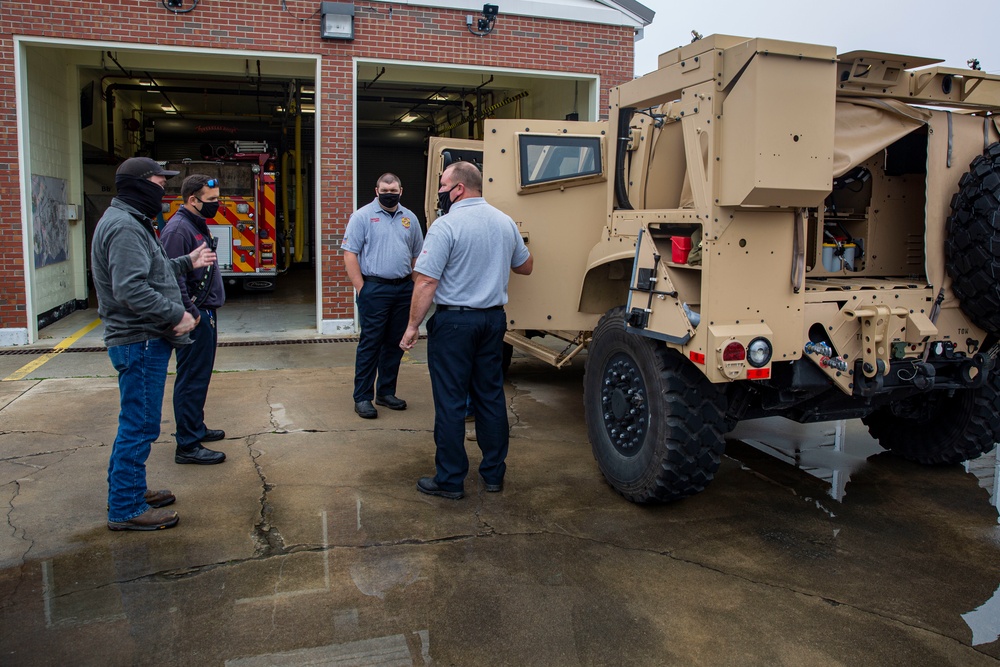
[401,113,420,123]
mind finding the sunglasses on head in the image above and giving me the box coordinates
[206,178,218,188]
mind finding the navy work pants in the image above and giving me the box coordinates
[354,281,413,402]
[426,308,508,491]
[173,307,218,449]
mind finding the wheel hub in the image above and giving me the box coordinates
[600,353,648,456]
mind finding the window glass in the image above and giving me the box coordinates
[518,135,602,187]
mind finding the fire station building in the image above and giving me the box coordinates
[0,0,652,345]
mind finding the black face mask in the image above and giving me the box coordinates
[378,192,400,210]
[115,175,165,220]
[437,185,458,215]
[197,198,220,220]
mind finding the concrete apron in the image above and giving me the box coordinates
[0,357,999,665]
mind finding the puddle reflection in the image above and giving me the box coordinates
[732,417,1000,513]
[10,510,434,666]
[963,581,1000,646]
[731,417,882,501]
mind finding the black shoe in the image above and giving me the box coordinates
[480,475,503,493]
[355,400,378,419]
[203,429,225,442]
[417,477,463,500]
[375,395,407,410]
[175,445,226,465]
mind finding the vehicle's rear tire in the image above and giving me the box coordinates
[946,142,1000,336]
[862,369,1000,464]
[583,306,728,503]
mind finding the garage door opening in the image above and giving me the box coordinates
[20,39,320,343]
[354,61,599,222]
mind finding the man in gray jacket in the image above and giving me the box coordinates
[91,157,216,531]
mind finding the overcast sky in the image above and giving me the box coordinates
[633,0,1000,78]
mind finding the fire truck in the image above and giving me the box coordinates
[160,142,282,290]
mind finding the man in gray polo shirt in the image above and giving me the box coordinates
[400,161,532,499]
[343,173,423,418]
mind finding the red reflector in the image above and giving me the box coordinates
[690,351,706,364]
[747,368,770,380]
[723,342,746,362]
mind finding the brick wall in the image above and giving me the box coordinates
[0,1,634,331]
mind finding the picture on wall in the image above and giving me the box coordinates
[31,174,68,268]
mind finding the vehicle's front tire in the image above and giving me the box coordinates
[583,307,728,503]
[862,369,1000,464]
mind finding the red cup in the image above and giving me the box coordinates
[672,235,692,263]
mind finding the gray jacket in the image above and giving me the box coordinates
[90,198,194,348]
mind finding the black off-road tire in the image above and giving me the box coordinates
[946,142,1000,336]
[583,307,728,503]
[862,369,1000,464]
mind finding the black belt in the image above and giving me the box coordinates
[436,305,504,312]
[363,275,411,286]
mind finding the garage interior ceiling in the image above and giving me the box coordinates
[88,65,574,130]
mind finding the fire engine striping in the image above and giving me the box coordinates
[2,318,102,381]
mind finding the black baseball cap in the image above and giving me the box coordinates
[116,157,180,179]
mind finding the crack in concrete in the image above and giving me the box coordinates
[0,480,37,609]
[507,379,524,431]
[27,523,998,656]
[247,434,286,558]
[0,447,94,464]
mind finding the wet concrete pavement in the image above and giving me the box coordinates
[2,333,1000,665]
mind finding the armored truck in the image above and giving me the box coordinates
[427,35,1000,503]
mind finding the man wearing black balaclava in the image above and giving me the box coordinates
[91,157,217,532]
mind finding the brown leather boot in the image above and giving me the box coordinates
[108,507,179,531]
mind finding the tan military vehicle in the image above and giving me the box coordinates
[426,35,1000,503]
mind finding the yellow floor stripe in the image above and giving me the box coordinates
[3,318,102,382]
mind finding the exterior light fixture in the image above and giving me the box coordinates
[320,2,355,40]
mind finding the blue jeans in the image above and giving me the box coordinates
[354,281,413,402]
[173,308,217,449]
[106,338,171,522]
[426,308,508,491]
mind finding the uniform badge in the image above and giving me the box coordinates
[401,217,411,229]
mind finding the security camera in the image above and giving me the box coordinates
[482,4,498,19]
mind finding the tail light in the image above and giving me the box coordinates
[723,341,746,362]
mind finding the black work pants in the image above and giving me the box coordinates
[354,280,413,402]
[173,307,218,449]
[426,307,508,491]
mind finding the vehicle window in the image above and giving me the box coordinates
[518,135,602,187]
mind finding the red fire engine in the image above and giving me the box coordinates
[161,142,282,290]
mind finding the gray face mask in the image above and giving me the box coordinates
[378,192,400,209]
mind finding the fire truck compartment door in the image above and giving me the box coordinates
[211,224,234,270]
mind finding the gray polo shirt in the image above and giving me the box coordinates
[342,198,423,279]
[414,197,530,308]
